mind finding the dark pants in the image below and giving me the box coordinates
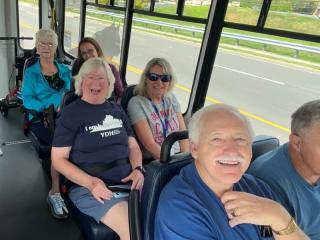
[30,121,53,146]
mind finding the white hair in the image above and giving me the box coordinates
[74,57,115,98]
[188,104,255,144]
[35,29,58,46]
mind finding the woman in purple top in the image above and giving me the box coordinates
[72,37,123,103]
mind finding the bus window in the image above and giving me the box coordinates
[225,0,263,25]
[18,0,39,48]
[84,8,124,65]
[64,0,81,57]
[206,27,320,143]
[266,0,320,36]
[126,13,205,113]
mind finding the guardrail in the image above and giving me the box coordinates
[87,8,320,57]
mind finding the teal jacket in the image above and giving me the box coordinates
[22,58,71,115]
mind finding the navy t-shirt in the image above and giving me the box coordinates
[155,162,274,240]
[53,98,134,182]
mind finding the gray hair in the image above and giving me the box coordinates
[74,57,115,98]
[35,29,58,47]
[291,99,320,136]
[188,104,255,144]
[134,57,176,97]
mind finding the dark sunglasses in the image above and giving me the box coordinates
[147,73,172,82]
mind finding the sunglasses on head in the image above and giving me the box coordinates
[147,73,172,82]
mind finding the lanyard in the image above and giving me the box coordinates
[148,98,169,137]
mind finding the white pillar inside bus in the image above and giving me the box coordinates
[0,0,16,97]
[41,0,51,29]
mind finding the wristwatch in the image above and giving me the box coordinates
[272,218,298,236]
[134,166,146,175]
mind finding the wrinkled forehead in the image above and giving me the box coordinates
[84,67,107,79]
[200,109,251,136]
[37,34,56,44]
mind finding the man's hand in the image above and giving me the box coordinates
[221,191,291,231]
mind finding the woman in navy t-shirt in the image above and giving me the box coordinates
[52,57,144,239]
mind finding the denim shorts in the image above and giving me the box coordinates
[69,186,128,223]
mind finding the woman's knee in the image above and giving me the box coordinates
[101,201,130,239]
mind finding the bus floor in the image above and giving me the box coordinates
[0,108,84,240]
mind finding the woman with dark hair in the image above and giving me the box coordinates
[72,37,123,103]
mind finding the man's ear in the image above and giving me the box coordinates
[290,133,301,153]
[190,141,198,159]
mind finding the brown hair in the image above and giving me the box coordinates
[77,37,104,65]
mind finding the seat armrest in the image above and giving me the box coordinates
[129,189,141,240]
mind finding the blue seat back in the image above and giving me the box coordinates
[252,135,280,162]
[59,90,78,110]
[141,153,193,240]
[136,131,192,240]
[120,84,136,112]
[23,57,50,158]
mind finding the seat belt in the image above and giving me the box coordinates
[82,158,130,176]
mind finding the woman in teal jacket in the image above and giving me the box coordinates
[22,29,71,220]
[22,58,71,112]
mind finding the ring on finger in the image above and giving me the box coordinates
[231,209,238,217]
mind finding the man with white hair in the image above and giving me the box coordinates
[154,104,309,240]
[249,100,320,239]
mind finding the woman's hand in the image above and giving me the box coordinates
[121,169,144,190]
[88,177,113,204]
[221,191,291,231]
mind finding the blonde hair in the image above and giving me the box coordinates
[35,29,58,47]
[74,58,115,99]
[134,58,176,97]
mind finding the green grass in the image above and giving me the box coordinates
[149,5,320,64]
[155,4,209,19]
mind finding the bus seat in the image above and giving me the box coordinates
[71,58,81,76]
[59,90,78,110]
[252,135,280,162]
[23,57,52,159]
[120,84,136,112]
[129,130,192,240]
[64,196,119,240]
[129,189,141,240]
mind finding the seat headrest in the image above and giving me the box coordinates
[120,84,136,112]
[60,91,79,110]
[252,135,280,162]
[23,57,39,71]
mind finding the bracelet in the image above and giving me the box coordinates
[272,217,298,236]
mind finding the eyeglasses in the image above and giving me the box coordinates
[147,73,172,83]
[38,42,56,48]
